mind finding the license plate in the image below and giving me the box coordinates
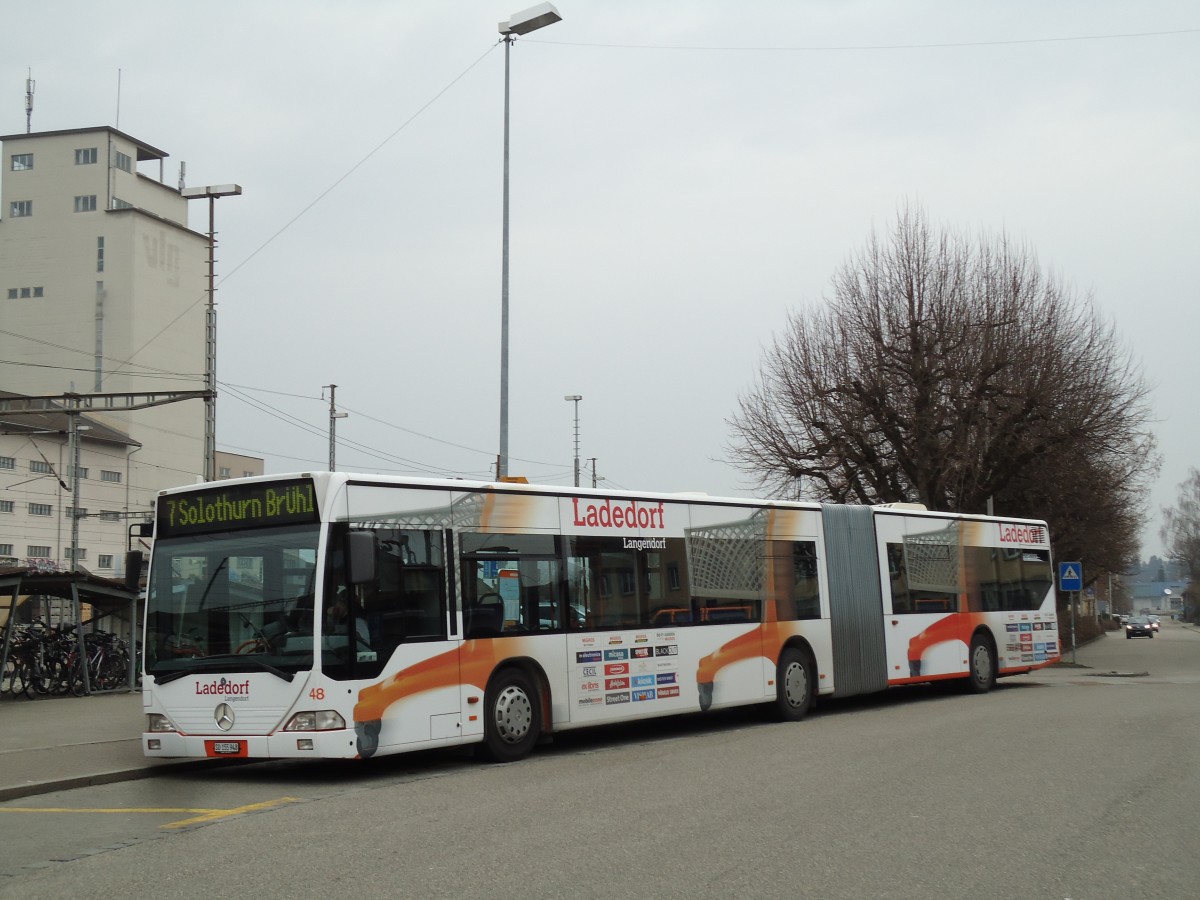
[212,741,241,755]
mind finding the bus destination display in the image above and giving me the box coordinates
[157,478,318,537]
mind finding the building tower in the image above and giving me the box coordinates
[0,126,210,578]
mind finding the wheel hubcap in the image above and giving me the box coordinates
[784,661,808,708]
[974,645,991,683]
[494,685,533,744]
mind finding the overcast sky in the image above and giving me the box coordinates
[4,1,1197,560]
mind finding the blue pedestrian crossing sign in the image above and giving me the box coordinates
[1058,562,1082,592]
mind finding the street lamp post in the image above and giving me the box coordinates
[181,183,242,482]
[496,3,562,480]
[564,394,581,487]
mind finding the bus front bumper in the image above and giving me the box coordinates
[142,729,360,759]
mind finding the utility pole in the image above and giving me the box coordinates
[564,395,582,487]
[68,399,82,573]
[67,393,91,694]
[322,384,348,471]
[180,184,242,481]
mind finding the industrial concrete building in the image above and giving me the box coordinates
[0,126,248,583]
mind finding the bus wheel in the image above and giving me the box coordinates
[356,719,381,758]
[774,647,814,721]
[966,634,996,694]
[697,681,713,712]
[482,669,540,763]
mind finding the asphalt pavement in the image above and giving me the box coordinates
[1,626,1185,803]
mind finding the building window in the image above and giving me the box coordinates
[6,289,15,299]
[0,456,14,469]
[0,500,13,513]
[100,469,122,483]
[20,287,30,298]
[65,507,88,519]
[112,197,133,210]
[10,200,32,217]
[27,545,52,558]
[99,510,121,522]
[75,148,98,165]
[113,150,132,173]
[68,465,88,479]
[74,195,98,213]
[28,503,52,516]
[0,544,12,555]
[11,153,33,171]
[30,460,53,474]
[219,467,232,479]
[65,547,87,561]
[98,554,114,569]
[97,236,105,272]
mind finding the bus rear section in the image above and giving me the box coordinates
[870,508,1059,692]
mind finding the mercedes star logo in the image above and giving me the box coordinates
[214,703,235,731]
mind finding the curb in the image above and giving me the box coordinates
[0,759,222,804]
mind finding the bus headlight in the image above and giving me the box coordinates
[283,710,346,732]
[146,713,176,733]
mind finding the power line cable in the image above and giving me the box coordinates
[533,27,1200,52]
[1,44,500,389]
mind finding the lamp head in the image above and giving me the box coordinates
[499,2,562,36]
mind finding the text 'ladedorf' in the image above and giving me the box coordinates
[572,497,665,530]
[998,523,1044,545]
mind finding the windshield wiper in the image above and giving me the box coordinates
[151,655,295,684]
[195,557,228,609]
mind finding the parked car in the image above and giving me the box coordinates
[1148,615,1161,632]
[1125,615,1154,639]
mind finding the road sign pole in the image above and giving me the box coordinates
[1071,591,1077,664]
[1058,562,1083,665]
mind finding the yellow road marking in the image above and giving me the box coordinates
[163,796,300,828]
[0,796,300,829]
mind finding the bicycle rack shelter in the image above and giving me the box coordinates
[0,567,141,694]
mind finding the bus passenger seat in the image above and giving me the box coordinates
[465,606,503,639]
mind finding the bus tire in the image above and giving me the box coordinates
[356,719,381,759]
[482,668,540,763]
[773,646,814,721]
[966,633,996,694]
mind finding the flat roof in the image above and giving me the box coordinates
[0,126,168,162]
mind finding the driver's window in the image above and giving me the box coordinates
[323,525,447,681]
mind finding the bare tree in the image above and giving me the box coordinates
[728,204,1157,575]
[1161,469,1200,596]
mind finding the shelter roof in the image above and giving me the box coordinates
[0,567,140,613]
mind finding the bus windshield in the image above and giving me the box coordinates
[144,523,321,681]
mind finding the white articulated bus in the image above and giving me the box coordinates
[142,473,1059,762]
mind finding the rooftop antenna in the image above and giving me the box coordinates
[179,160,186,191]
[25,68,35,133]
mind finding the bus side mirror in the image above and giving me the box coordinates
[346,531,377,585]
[125,550,145,590]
